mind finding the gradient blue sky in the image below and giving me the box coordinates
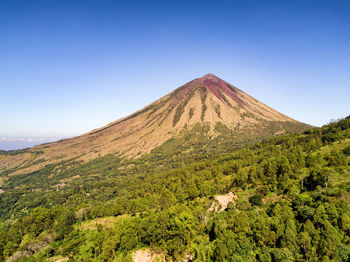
[1,0,349,149]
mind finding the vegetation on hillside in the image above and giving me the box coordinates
[0,116,349,261]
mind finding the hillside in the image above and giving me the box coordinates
[0,74,309,177]
[0,116,349,261]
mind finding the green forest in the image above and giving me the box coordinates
[0,116,350,261]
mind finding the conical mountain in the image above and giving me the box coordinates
[1,74,310,174]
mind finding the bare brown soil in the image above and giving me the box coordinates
[208,192,238,212]
[132,249,165,262]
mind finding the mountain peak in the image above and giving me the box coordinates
[2,74,309,173]
[179,73,246,108]
[201,73,218,79]
[195,73,222,83]
[186,73,227,89]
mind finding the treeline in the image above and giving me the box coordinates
[0,117,349,261]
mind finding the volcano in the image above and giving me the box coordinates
[0,74,310,174]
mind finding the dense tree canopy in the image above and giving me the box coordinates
[0,117,349,261]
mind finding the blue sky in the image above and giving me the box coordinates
[1,0,349,149]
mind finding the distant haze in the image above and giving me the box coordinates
[0,137,63,150]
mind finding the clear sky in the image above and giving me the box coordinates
[1,0,349,149]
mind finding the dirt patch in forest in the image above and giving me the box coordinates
[208,192,238,212]
[132,249,165,262]
[47,256,69,262]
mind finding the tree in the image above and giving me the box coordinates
[325,151,348,166]
[159,190,175,210]
[270,247,294,262]
[53,209,77,240]
[213,239,228,262]
[298,232,314,260]
[319,222,341,259]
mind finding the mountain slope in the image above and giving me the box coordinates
[0,74,310,175]
[1,116,349,261]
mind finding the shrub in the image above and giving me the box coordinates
[343,146,350,156]
[249,194,263,206]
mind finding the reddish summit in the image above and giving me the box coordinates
[186,73,247,108]
[201,73,217,78]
